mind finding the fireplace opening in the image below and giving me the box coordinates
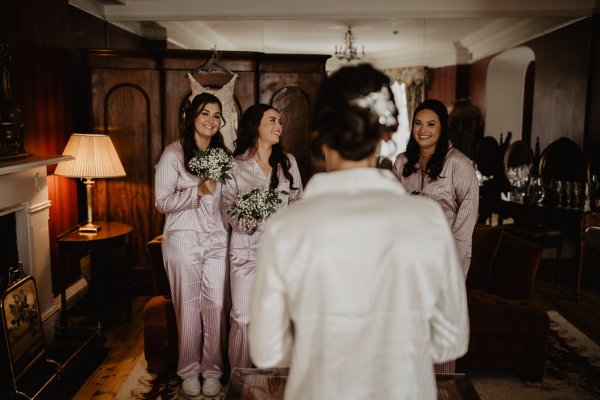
[0,212,19,292]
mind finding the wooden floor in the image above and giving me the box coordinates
[69,296,148,400]
[66,259,600,399]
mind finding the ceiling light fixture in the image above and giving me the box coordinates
[334,26,366,63]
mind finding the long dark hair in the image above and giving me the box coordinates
[181,92,229,175]
[402,99,450,180]
[311,63,398,161]
[234,103,296,190]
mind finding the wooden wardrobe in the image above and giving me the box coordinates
[83,49,328,290]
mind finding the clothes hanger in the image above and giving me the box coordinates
[190,46,235,76]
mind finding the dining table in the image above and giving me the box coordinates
[497,199,600,300]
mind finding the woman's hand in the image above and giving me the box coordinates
[244,219,258,234]
[198,179,217,196]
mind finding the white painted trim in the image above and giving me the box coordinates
[29,200,52,214]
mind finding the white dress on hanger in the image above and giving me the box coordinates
[187,73,238,151]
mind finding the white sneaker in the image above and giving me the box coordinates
[202,377,222,397]
[181,375,201,397]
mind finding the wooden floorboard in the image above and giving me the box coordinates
[72,296,148,400]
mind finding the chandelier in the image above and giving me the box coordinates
[334,26,366,63]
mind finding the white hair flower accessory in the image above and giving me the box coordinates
[350,86,398,127]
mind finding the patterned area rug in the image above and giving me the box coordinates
[115,311,600,400]
[470,310,600,400]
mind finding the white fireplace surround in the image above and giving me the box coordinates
[0,155,72,342]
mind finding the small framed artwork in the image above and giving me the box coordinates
[1,275,47,380]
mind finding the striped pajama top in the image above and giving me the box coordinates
[154,141,229,250]
[392,144,479,276]
[222,150,303,260]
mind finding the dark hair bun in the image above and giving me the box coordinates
[311,64,398,161]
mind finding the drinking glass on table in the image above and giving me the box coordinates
[555,180,563,207]
[592,175,600,210]
[529,177,545,204]
[565,181,572,208]
[572,182,580,209]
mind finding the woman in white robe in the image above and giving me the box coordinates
[249,64,469,400]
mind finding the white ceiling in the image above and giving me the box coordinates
[70,0,598,70]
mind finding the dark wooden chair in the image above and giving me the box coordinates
[501,140,566,286]
[538,137,585,204]
[142,235,178,375]
[457,225,549,381]
[585,145,600,210]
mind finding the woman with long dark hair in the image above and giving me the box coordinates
[154,92,229,398]
[392,99,478,276]
[392,99,478,374]
[222,103,303,369]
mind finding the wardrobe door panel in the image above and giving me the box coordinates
[90,69,162,269]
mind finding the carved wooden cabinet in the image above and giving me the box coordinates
[83,49,328,285]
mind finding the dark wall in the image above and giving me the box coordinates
[0,0,151,295]
[430,16,597,156]
[526,17,592,150]
[468,56,492,118]
[585,13,600,152]
[426,65,456,105]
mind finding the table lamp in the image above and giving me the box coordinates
[55,133,126,233]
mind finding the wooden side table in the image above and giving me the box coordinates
[57,221,133,326]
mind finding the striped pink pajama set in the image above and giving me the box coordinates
[222,150,303,368]
[392,143,479,373]
[155,141,229,381]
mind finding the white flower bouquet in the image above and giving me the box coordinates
[228,186,289,233]
[188,148,234,183]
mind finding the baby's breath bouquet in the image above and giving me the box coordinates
[228,186,289,233]
[188,148,234,184]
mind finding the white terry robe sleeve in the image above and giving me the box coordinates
[429,214,470,363]
[249,225,294,367]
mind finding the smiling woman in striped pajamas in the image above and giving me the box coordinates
[392,98,479,373]
[222,104,303,370]
[154,93,229,398]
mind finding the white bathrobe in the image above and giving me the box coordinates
[249,167,469,400]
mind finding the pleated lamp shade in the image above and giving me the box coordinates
[55,133,126,178]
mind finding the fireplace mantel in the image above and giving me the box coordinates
[0,154,72,176]
[0,153,73,343]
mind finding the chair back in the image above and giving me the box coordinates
[475,136,500,178]
[503,140,534,178]
[538,137,584,187]
[585,146,600,209]
[503,140,534,196]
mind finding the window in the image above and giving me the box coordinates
[379,81,410,162]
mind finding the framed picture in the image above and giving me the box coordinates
[1,276,46,381]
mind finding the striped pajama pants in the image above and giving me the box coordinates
[228,256,257,369]
[435,360,456,373]
[162,231,228,380]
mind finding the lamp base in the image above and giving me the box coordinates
[78,223,101,234]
